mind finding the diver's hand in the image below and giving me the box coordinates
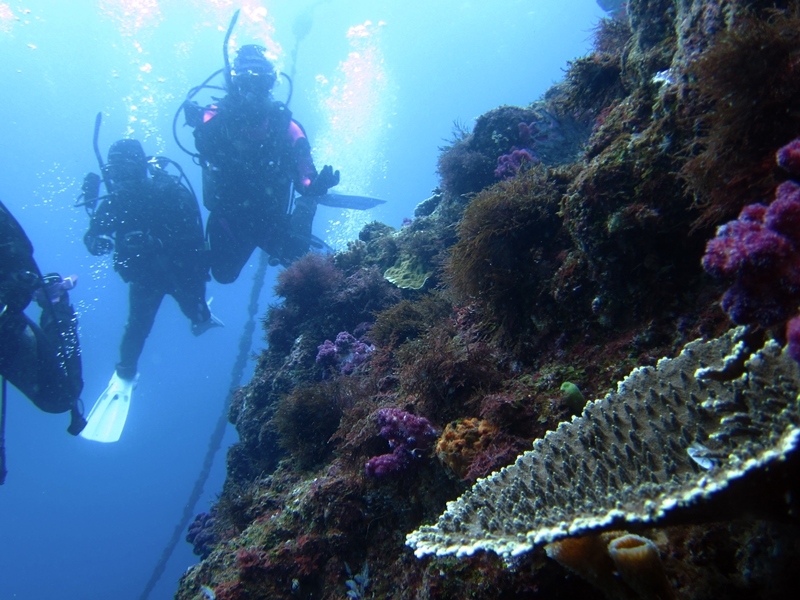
[306,165,340,196]
[34,273,78,307]
[183,100,203,128]
[85,233,114,256]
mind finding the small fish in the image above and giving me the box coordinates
[687,442,721,470]
[200,585,216,600]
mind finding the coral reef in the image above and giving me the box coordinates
[546,530,674,600]
[702,138,800,354]
[186,510,220,560]
[494,147,537,180]
[606,533,674,600]
[316,330,374,376]
[365,408,439,478]
[383,255,431,290]
[407,328,800,557]
[435,418,500,480]
[176,2,800,599]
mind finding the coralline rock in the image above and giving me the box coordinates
[406,327,800,558]
[414,191,443,217]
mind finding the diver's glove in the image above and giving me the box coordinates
[34,273,77,308]
[85,232,114,256]
[305,165,340,196]
[78,172,102,208]
[183,100,204,128]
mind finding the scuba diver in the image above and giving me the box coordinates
[1,199,86,482]
[79,138,222,442]
[181,42,341,280]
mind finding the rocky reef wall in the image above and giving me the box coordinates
[177,2,800,598]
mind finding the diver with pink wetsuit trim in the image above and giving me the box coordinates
[184,44,340,281]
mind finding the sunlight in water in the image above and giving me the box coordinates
[0,3,15,33]
[195,0,283,66]
[314,20,393,250]
[99,0,162,37]
[231,2,283,63]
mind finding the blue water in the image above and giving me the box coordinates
[0,1,604,598]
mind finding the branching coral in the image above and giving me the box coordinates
[316,331,374,375]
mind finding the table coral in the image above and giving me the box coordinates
[407,327,800,558]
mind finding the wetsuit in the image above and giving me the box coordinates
[190,94,321,281]
[0,200,84,418]
[84,173,210,380]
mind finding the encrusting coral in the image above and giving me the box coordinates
[407,327,800,558]
[435,418,500,480]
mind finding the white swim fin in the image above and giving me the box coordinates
[79,372,137,442]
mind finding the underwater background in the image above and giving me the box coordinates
[0,1,603,598]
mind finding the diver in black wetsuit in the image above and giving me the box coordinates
[1,199,86,481]
[182,44,340,280]
[83,139,222,383]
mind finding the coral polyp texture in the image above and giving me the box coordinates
[406,327,800,558]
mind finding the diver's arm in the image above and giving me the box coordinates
[83,197,117,255]
[289,121,339,197]
[0,200,39,314]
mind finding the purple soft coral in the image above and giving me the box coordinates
[186,511,219,559]
[494,147,537,179]
[776,138,800,176]
[316,330,375,375]
[315,339,338,368]
[365,408,438,478]
[702,137,800,356]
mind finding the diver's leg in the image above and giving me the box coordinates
[38,290,83,408]
[207,211,256,284]
[0,312,76,414]
[171,276,211,326]
[117,282,163,380]
[282,195,318,262]
[171,275,225,336]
